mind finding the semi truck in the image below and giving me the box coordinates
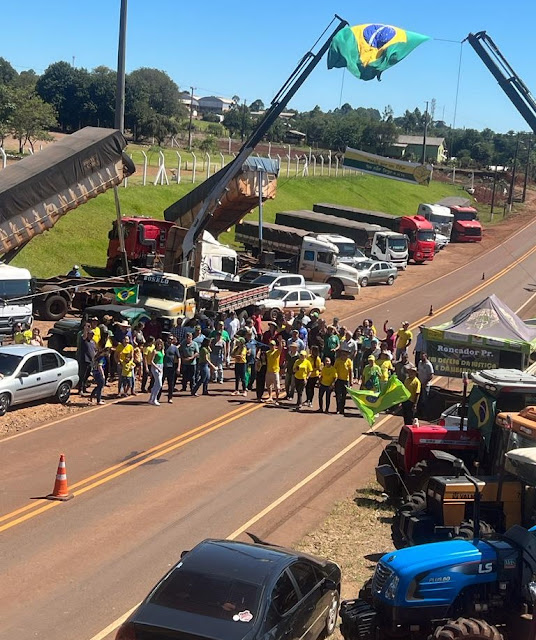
[234,221,360,298]
[449,205,483,242]
[0,264,33,336]
[276,209,410,268]
[417,203,454,240]
[311,204,435,264]
[107,217,238,281]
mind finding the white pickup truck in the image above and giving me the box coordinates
[250,272,332,300]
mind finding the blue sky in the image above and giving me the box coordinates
[4,1,536,133]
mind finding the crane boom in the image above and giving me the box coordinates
[467,31,536,134]
[180,15,348,277]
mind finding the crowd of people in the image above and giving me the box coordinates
[74,308,434,422]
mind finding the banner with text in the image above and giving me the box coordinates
[344,147,432,185]
[426,341,500,377]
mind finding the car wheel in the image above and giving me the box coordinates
[360,277,368,287]
[56,381,71,405]
[323,590,340,637]
[387,276,395,286]
[269,308,279,321]
[0,392,11,416]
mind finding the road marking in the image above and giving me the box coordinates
[516,289,536,315]
[0,403,260,533]
[87,412,393,640]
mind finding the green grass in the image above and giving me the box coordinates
[12,175,471,277]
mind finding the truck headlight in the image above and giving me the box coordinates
[385,575,399,600]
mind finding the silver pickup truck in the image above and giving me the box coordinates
[250,272,332,300]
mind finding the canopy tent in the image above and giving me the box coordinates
[423,294,536,377]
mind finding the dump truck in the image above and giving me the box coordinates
[235,220,360,298]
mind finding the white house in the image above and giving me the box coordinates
[198,96,234,114]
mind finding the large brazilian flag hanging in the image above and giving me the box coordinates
[328,24,430,81]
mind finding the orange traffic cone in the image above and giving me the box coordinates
[46,454,73,501]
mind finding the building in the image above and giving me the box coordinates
[388,135,447,164]
[198,96,234,115]
[178,91,200,118]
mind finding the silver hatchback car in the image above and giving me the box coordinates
[0,345,79,416]
[353,259,398,287]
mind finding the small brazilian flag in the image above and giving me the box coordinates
[328,24,430,81]
[114,286,139,304]
[347,374,410,426]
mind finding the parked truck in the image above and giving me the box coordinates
[235,221,360,298]
[449,205,483,242]
[276,209,410,268]
[0,264,33,336]
[311,204,435,264]
[417,203,454,240]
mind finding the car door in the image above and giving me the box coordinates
[282,291,300,311]
[264,570,301,640]
[288,562,327,640]
[368,262,381,284]
[299,290,314,311]
[39,351,64,397]
[14,354,43,403]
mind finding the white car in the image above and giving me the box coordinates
[0,345,79,416]
[258,287,326,320]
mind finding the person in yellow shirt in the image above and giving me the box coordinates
[377,351,394,391]
[232,337,248,396]
[396,321,413,360]
[266,337,283,404]
[293,350,313,411]
[89,317,101,345]
[117,336,134,396]
[334,349,353,415]
[318,356,337,413]
[402,367,421,424]
[305,345,322,408]
[120,358,136,396]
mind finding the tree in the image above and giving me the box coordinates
[223,102,252,140]
[144,113,180,146]
[0,57,17,85]
[10,88,57,153]
[86,66,116,128]
[198,135,220,154]
[207,123,224,137]
[0,85,15,146]
[249,98,264,112]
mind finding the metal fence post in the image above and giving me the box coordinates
[335,156,339,177]
[220,152,225,170]
[302,155,308,177]
[141,150,148,186]
[276,154,282,173]
[0,147,6,169]
[176,151,182,184]
[206,153,211,179]
[286,154,291,178]
[328,150,332,176]
[191,152,197,183]
[320,156,324,176]
[312,155,317,176]
[268,142,272,159]
[295,155,300,176]
[228,137,232,155]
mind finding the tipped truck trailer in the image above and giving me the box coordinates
[235,220,360,298]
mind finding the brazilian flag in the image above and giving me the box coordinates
[347,375,410,426]
[328,24,430,81]
[467,386,496,449]
[114,286,139,304]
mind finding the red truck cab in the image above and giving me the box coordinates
[399,215,436,264]
[449,206,482,242]
[106,217,174,275]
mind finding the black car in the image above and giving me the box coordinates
[115,538,341,640]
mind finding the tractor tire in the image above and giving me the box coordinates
[340,599,377,640]
[399,490,427,514]
[391,513,408,549]
[378,442,397,467]
[42,294,69,321]
[406,459,458,494]
[328,279,344,299]
[431,617,503,640]
[455,520,496,540]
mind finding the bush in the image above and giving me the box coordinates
[207,123,224,137]
[197,135,220,154]
[202,112,221,123]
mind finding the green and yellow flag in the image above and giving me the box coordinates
[114,286,139,304]
[347,375,410,426]
[328,24,430,81]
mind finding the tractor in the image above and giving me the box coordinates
[376,369,536,502]
[393,406,536,548]
[340,452,536,640]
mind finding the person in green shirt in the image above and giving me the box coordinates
[209,321,230,364]
[322,325,340,362]
[361,355,382,393]
[148,338,165,406]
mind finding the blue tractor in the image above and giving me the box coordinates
[341,451,536,639]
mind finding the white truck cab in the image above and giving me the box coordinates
[299,236,360,298]
[315,234,365,264]
[0,263,33,336]
[199,231,238,282]
[370,231,409,269]
[418,203,454,241]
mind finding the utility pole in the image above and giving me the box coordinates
[421,101,429,165]
[188,86,196,150]
[490,163,499,217]
[507,133,520,213]
[523,134,533,202]
[114,0,129,277]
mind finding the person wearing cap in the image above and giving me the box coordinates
[292,350,313,410]
[262,321,278,345]
[265,336,283,404]
[414,325,427,364]
[89,317,101,345]
[394,351,414,384]
[318,356,337,413]
[231,336,248,396]
[334,349,353,415]
[79,329,96,394]
[402,367,421,424]
[67,265,81,278]
[361,355,381,393]
[286,329,305,353]
[395,321,413,360]
[284,342,300,401]
[377,346,395,391]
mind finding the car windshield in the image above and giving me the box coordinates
[429,214,452,224]
[252,274,277,285]
[417,230,435,242]
[150,568,261,623]
[455,211,476,221]
[388,238,408,251]
[139,275,185,302]
[335,243,357,258]
[0,353,22,376]
[268,289,288,300]
[354,260,372,270]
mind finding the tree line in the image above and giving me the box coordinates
[0,54,533,170]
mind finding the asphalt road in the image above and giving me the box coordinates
[3,215,536,640]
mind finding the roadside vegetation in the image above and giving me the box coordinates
[12,175,465,277]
